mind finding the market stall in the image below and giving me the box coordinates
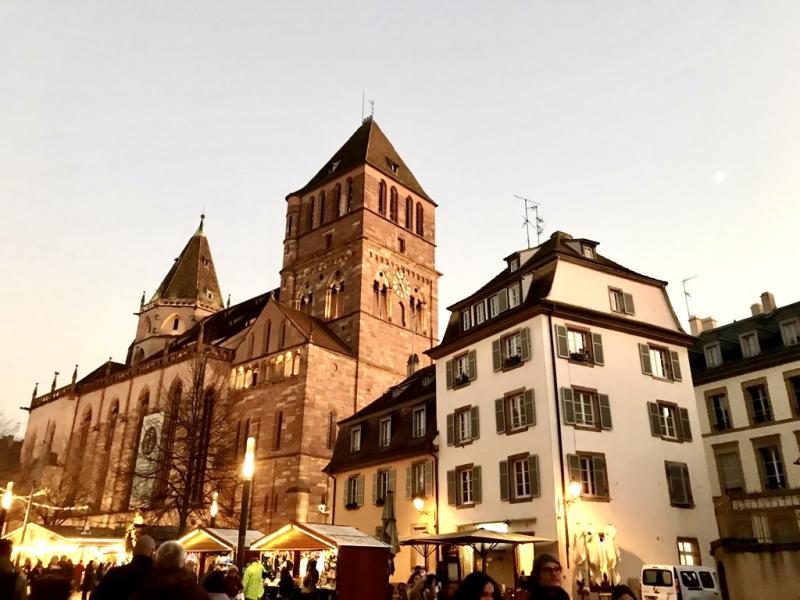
[177,527,264,574]
[3,522,126,565]
[250,521,391,600]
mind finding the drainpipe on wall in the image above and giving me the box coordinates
[547,311,570,568]
[329,473,337,524]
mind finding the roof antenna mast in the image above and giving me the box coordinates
[513,195,544,248]
[682,275,698,320]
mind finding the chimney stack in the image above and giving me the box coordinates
[688,316,703,336]
[701,317,718,332]
[751,303,763,317]
[760,292,776,314]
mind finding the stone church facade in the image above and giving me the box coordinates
[18,118,440,534]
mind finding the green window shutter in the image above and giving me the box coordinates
[492,340,502,371]
[598,394,612,430]
[499,461,510,501]
[591,333,604,366]
[593,456,609,498]
[555,325,569,358]
[446,413,454,446]
[623,293,635,315]
[372,472,379,504]
[679,407,692,442]
[406,466,412,498]
[528,455,540,497]
[648,402,663,437]
[470,406,480,440]
[639,344,653,375]
[665,462,678,504]
[446,360,454,389]
[567,454,581,486]
[561,387,576,425]
[670,351,683,381]
[523,389,536,426]
[682,464,694,505]
[357,474,365,506]
[520,327,531,362]
[495,398,506,434]
[468,350,477,381]
[424,461,433,496]
[472,466,482,504]
[446,470,456,505]
[388,469,396,494]
[498,290,509,312]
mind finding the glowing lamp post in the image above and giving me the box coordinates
[236,437,255,568]
[210,491,219,528]
[567,480,583,502]
[0,482,12,536]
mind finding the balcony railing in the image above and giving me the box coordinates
[715,491,800,544]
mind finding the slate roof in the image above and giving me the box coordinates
[325,365,436,474]
[151,219,223,308]
[272,300,354,357]
[78,361,128,385]
[689,300,800,383]
[289,118,433,202]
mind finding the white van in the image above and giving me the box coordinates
[641,564,721,600]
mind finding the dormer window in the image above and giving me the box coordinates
[704,343,722,368]
[388,160,400,174]
[509,258,519,272]
[582,244,594,258]
[473,300,486,325]
[507,282,522,308]
[780,319,799,346]
[740,332,760,358]
[350,426,362,453]
[461,308,473,331]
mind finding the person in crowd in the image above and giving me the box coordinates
[82,561,97,600]
[22,558,32,575]
[131,541,208,600]
[611,584,637,600]
[31,575,71,600]
[278,560,295,599]
[74,560,85,591]
[410,574,438,600]
[300,558,319,598]
[451,572,502,600]
[0,539,28,600]
[202,570,230,600]
[242,556,266,600]
[44,556,61,577]
[91,534,156,600]
[523,554,570,600]
[407,565,426,586]
[224,565,243,599]
[28,559,43,585]
[185,558,199,583]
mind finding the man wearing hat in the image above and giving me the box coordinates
[523,554,570,599]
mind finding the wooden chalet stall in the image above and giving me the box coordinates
[177,527,264,573]
[3,522,125,565]
[251,521,391,600]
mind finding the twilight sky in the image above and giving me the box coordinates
[2,1,799,429]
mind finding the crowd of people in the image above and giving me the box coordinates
[1,536,642,600]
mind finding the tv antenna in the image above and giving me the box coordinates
[514,195,544,248]
[682,275,698,320]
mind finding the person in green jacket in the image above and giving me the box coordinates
[241,558,265,600]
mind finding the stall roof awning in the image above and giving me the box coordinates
[251,521,391,552]
[177,527,265,552]
[3,522,122,546]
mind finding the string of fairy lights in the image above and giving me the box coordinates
[0,485,90,512]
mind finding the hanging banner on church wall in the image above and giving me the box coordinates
[129,412,164,508]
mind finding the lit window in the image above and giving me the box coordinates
[677,539,701,566]
[379,417,391,448]
[412,406,426,439]
[350,426,362,452]
[704,344,722,368]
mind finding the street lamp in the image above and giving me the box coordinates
[567,480,583,503]
[0,482,12,536]
[236,437,255,568]
[210,491,219,527]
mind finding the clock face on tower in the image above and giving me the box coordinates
[392,272,410,299]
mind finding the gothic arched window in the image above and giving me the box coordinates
[326,273,346,320]
[335,183,343,217]
[390,187,399,222]
[319,190,327,225]
[415,202,424,236]
[346,178,353,212]
[405,196,413,229]
[263,320,272,354]
[308,196,316,231]
[378,181,387,215]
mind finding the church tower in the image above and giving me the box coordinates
[280,118,439,407]
[131,216,224,363]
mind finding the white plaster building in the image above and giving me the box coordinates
[428,231,718,592]
[689,293,800,599]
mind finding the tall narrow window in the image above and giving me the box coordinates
[335,183,343,217]
[744,383,773,424]
[326,412,336,450]
[405,196,413,229]
[272,411,283,451]
[706,391,732,432]
[389,187,399,222]
[752,436,787,490]
[346,178,353,212]
[263,321,272,354]
[299,292,313,315]
[415,203,424,235]
[319,191,327,225]
[378,181,387,215]
[308,196,316,230]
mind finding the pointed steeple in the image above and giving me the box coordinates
[290,118,431,201]
[32,382,38,401]
[150,216,223,309]
[51,371,59,393]
[72,364,79,385]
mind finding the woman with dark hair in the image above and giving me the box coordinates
[611,584,637,600]
[452,572,502,600]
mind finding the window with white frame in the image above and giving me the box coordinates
[574,391,596,427]
[781,319,799,346]
[461,308,472,331]
[609,288,624,313]
[745,384,773,424]
[659,404,679,440]
[567,453,609,499]
[582,244,594,258]
[650,347,670,378]
[459,468,473,504]
[509,257,519,272]
[638,343,682,381]
[474,300,486,325]
[411,461,429,497]
[567,329,591,360]
[350,426,362,452]
[511,457,531,498]
[378,417,391,448]
[345,474,362,507]
[376,469,392,502]
[707,392,732,432]
[740,332,760,357]
[753,439,787,490]
[507,282,522,308]
[507,393,526,431]
[704,343,722,368]
[412,406,426,439]
[456,409,472,442]
[489,295,500,318]
[503,332,522,360]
